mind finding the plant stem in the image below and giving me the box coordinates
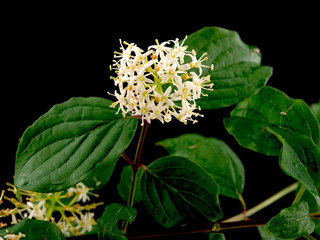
[223,182,298,223]
[292,184,305,205]
[122,121,149,231]
[126,183,298,239]
[303,234,317,240]
[237,192,247,212]
[121,152,134,166]
[127,219,266,239]
[127,122,149,207]
[128,228,212,239]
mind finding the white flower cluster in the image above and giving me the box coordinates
[110,37,214,125]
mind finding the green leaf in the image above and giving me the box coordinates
[295,184,320,214]
[264,202,315,239]
[311,100,320,123]
[224,86,320,156]
[14,97,138,192]
[315,220,320,237]
[257,226,295,240]
[82,165,115,192]
[0,219,65,240]
[209,233,226,240]
[157,133,245,199]
[224,87,320,203]
[265,124,320,205]
[140,156,222,228]
[117,165,143,204]
[278,139,320,204]
[97,203,137,240]
[184,26,273,109]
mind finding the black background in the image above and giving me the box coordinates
[2,3,319,239]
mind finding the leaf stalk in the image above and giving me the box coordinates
[223,182,298,222]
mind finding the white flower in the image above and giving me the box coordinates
[67,182,90,203]
[173,37,188,63]
[153,86,175,107]
[56,219,71,236]
[26,200,46,220]
[134,101,153,124]
[3,233,25,239]
[149,101,167,123]
[10,212,18,224]
[136,83,155,104]
[164,112,172,123]
[111,90,127,116]
[74,212,95,235]
[148,39,172,57]
[189,50,213,75]
[185,72,212,100]
[109,37,214,125]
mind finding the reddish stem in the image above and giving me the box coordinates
[135,122,149,170]
[127,219,267,239]
[121,152,134,166]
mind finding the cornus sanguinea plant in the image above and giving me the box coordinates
[2,27,320,240]
[109,37,214,125]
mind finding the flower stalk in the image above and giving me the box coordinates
[127,122,149,208]
[122,121,149,233]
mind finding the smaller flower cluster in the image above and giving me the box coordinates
[1,190,25,239]
[110,37,214,125]
[4,182,103,237]
[0,232,25,240]
[1,190,15,227]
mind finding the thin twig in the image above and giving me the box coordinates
[127,219,266,239]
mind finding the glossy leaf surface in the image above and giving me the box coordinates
[264,202,315,239]
[15,97,137,192]
[184,26,272,109]
[0,219,65,240]
[157,133,244,199]
[97,203,137,240]
[225,87,320,203]
[140,156,222,228]
[224,86,320,156]
[277,138,320,204]
[117,165,143,204]
[311,100,320,123]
